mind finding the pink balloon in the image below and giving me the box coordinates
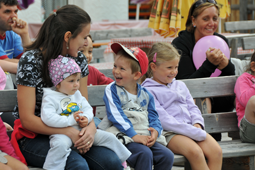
[192,35,230,77]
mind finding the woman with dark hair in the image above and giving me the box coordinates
[172,0,235,141]
[11,5,124,170]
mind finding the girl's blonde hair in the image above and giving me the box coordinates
[140,42,180,83]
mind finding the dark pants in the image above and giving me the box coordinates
[126,142,174,170]
[211,96,235,141]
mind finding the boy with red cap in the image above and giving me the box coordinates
[101,43,174,170]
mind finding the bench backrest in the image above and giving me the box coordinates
[90,28,153,41]
[227,35,255,59]
[99,69,114,80]
[225,20,255,33]
[242,36,255,50]
[0,76,238,134]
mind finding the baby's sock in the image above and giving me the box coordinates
[122,161,127,168]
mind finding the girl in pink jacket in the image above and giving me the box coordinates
[0,117,29,170]
[234,52,255,143]
[0,66,28,170]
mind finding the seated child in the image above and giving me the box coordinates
[0,117,29,170]
[41,55,131,170]
[100,43,174,170]
[234,52,255,143]
[141,42,222,170]
[79,35,113,86]
[0,67,12,131]
[79,35,113,118]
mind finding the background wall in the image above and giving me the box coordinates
[18,0,42,23]
[68,0,129,22]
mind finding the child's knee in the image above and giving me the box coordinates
[161,148,174,164]
[51,137,71,149]
[139,147,153,161]
[211,144,222,159]
[248,96,255,107]
[105,132,117,140]
[1,164,12,170]
[17,165,29,170]
[187,146,204,159]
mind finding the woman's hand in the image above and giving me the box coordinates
[206,48,224,66]
[74,120,97,154]
[217,54,229,70]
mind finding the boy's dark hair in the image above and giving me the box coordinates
[0,0,18,8]
[25,5,91,86]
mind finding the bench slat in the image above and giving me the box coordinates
[242,36,255,50]
[0,90,17,112]
[182,76,237,98]
[203,112,239,133]
[225,20,255,32]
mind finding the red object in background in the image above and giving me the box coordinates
[17,0,34,10]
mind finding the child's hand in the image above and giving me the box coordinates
[193,123,202,129]
[132,134,149,145]
[147,127,158,147]
[3,122,13,131]
[78,116,88,128]
[73,111,83,122]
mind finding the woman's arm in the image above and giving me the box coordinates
[79,75,88,100]
[17,85,81,142]
[0,60,17,74]
[75,75,96,152]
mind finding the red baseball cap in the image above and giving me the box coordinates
[111,43,148,76]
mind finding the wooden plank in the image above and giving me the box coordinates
[231,4,255,10]
[251,156,255,170]
[93,42,109,47]
[88,85,106,106]
[0,76,238,110]
[91,29,130,41]
[240,0,248,21]
[242,36,255,50]
[100,69,114,80]
[181,76,237,98]
[203,112,239,133]
[130,28,153,37]
[90,28,153,41]
[0,90,17,112]
[173,154,186,163]
[225,20,255,32]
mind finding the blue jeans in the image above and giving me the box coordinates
[19,134,123,170]
[126,142,174,170]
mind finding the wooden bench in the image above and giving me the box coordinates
[1,76,255,170]
[224,20,255,59]
[225,20,255,33]
[90,27,153,63]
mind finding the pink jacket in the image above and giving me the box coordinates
[0,117,20,160]
[234,72,255,127]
